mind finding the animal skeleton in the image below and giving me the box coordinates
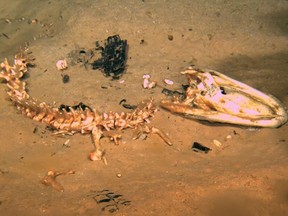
[0,54,172,165]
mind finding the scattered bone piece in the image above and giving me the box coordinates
[102,131,122,145]
[41,170,75,192]
[150,126,173,146]
[226,135,232,140]
[148,81,157,89]
[29,19,38,24]
[142,74,150,89]
[63,139,70,148]
[143,74,150,79]
[89,150,108,165]
[164,79,174,85]
[143,79,149,88]
[56,59,68,70]
[5,19,12,24]
[142,74,157,89]
[213,139,222,147]
[133,126,172,145]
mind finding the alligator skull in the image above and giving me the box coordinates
[160,68,287,128]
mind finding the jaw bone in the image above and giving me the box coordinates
[160,68,287,128]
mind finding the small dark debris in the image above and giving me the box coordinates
[2,33,9,39]
[220,86,226,95]
[162,88,184,97]
[92,35,128,79]
[192,142,211,153]
[188,28,193,31]
[119,99,126,104]
[215,11,221,17]
[67,48,93,69]
[45,126,54,131]
[0,200,7,206]
[119,99,137,110]
[59,102,92,112]
[140,39,145,44]
[79,50,86,55]
[182,84,190,91]
[32,126,38,134]
[168,35,173,41]
[0,169,9,174]
[61,74,70,83]
[122,104,137,109]
[87,189,131,213]
[207,34,213,40]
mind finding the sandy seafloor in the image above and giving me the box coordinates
[0,0,288,215]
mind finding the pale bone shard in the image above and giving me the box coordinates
[164,79,174,85]
[0,54,172,165]
[41,170,75,192]
[160,68,287,128]
[132,125,172,146]
[56,59,68,70]
[142,74,157,89]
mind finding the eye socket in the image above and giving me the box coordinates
[220,86,227,95]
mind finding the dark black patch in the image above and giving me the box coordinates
[87,189,131,213]
[119,99,137,110]
[168,35,173,41]
[192,142,211,153]
[161,88,184,97]
[59,102,92,112]
[220,86,226,95]
[61,74,70,83]
[79,50,86,55]
[92,35,128,79]
[182,84,189,91]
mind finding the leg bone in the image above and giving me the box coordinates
[89,127,107,165]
